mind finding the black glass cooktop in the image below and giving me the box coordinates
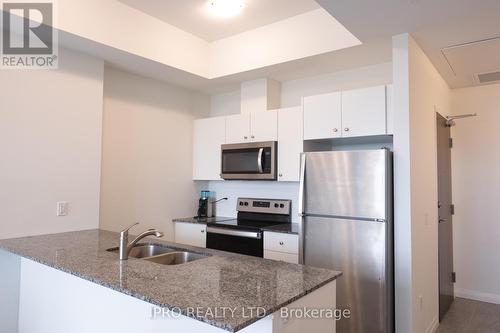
[207,219,287,232]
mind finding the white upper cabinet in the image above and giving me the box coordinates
[386,84,394,135]
[225,114,251,144]
[341,85,387,137]
[303,92,342,140]
[278,107,303,182]
[251,110,278,142]
[226,111,277,144]
[192,116,225,180]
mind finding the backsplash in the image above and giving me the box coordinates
[207,181,300,222]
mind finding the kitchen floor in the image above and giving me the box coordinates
[436,298,500,333]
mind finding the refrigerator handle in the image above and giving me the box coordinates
[298,153,306,217]
[298,153,306,265]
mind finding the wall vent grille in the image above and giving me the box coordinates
[477,71,500,84]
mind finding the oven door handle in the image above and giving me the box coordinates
[207,227,262,239]
[257,148,264,173]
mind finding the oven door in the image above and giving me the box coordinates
[206,227,263,257]
[221,141,277,180]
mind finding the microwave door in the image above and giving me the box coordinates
[221,142,277,180]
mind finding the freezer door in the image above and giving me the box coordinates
[304,216,389,333]
[303,150,389,220]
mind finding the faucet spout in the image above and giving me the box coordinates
[119,223,164,260]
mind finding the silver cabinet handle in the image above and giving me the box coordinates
[201,230,205,233]
[279,173,283,177]
[333,128,338,132]
[257,148,264,173]
[251,135,255,139]
[244,136,248,139]
[344,128,350,132]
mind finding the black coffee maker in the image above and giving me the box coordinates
[197,190,212,218]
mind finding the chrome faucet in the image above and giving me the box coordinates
[119,222,164,260]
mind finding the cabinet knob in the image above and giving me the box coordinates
[333,128,338,132]
[279,241,284,245]
[279,173,283,177]
[244,136,248,139]
[251,135,255,139]
[344,128,350,132]
[201,230,205,233]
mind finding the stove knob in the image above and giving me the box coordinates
[239,202,243,206]
[280,204,284,208]
[244,202,249,206]
[274,203,279,208]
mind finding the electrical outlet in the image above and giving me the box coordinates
[57,202,68,216]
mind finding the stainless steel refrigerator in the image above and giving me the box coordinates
[298,149,393,333]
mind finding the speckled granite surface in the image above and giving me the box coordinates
[173,216,235,224]
[0,229,341,332]
[262,223,300,235]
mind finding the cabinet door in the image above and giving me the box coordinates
[386,84,394,135]
[278,107,303,182]
[192,117,225,180]
[226,114,251,144]
[342,85,387,137]
[174,223,206,247]
[303,92,342,140]
[264,250,299,264]
[251,110,278,142]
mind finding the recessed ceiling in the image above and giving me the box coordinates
[118,0,321,41]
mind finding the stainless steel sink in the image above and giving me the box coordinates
[144,251,207,265]
[107,244,208,265]
[107,244,174,258]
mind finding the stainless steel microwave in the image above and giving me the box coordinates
[221,141,277,180]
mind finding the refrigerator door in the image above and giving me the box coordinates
[304,216,388,333]
[302,150,389,220]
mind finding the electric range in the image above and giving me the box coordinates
[206,198,291,257]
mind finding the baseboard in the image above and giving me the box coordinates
[425,316,439,333]
[455,288,500,304]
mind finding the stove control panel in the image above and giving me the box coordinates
[236,198,291,215]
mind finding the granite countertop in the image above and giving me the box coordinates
[261,223,300,235]
[172,216,235,224]
[0,229,341,332]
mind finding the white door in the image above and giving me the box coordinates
[303,92,342,140]
[278,107,303,182]
[341,85,387,137]
[192,117,225,180]
[226,114,250,144]
[174,223,206,247]
[250,110,277,142]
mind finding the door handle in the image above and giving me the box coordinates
[439,218,447,223]
[257,148,264,173]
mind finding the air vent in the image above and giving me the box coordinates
[477,71,500,84]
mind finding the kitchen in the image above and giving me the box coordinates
[1,1,500,333]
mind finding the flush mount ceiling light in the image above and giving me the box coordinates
[207,0,245,19]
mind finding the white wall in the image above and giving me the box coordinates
[450,83,500,304]
[99,68,210,240]
[207,63,392,220]
[393,34,451,333]
[0,48,104,239]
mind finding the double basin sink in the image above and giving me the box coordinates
[107,244,208,265]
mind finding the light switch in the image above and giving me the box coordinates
[57,201,68,216]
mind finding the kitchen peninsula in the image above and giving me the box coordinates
[0,230,341,333]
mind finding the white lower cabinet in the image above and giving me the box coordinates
[174,222,206,248]
[264,250,299,264]
[263,231,299,264]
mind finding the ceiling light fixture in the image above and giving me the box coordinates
[207,0,245,19]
